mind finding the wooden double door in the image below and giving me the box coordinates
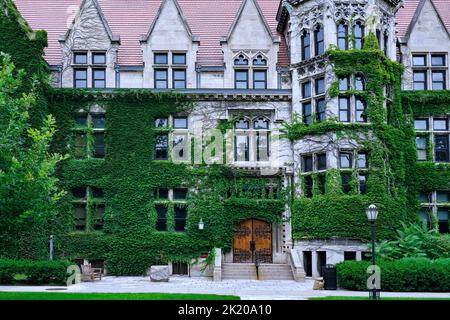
[233,218,272,263]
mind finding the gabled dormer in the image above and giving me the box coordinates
[140,0,199,89]
[399,0,450,90]
[59,0,120,88]
[221,0,281,89]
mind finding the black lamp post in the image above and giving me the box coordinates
[366,204,379,300]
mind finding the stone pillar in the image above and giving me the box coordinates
[356,251,362,261]
[311,251,319,278]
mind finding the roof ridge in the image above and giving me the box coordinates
[140,0,199,43]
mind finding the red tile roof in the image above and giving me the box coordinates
[13,0,287,67]
[396,0,450,38]
[13,0,450,67]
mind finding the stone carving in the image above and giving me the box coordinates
[333,1,367,22]
[294,55,328,78]
[150,265,170,282]
[297,4,325,31]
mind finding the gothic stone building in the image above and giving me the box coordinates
[12,0,450,279]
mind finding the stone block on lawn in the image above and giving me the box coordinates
[150,265,170,282]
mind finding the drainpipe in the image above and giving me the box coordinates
[195,63,201,88]
[58,65,63,88]
[115,64,120,88]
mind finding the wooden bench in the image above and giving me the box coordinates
[81,264,103,282]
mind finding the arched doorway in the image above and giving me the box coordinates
[233,218,272,263]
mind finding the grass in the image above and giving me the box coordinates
[0,292,240,300]
[310,296,450,301]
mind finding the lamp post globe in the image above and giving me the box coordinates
[366,204,379,222]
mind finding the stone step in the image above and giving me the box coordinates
[221,263,294,280]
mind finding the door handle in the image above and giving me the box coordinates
[250,240,255,252]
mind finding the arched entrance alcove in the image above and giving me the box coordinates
[233,218,272,263]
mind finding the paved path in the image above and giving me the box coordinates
[0,277,449,300]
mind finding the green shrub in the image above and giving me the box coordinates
[0,260,70,285]
[337,258,450,292]
[377,223,450,260]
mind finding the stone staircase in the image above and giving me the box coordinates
[222,263,294,280]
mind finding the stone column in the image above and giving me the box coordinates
[311,251,319,278]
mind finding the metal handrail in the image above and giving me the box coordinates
[255,256,260,280]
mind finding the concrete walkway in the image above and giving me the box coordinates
[0,277,449,300]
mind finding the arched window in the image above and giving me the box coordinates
[301,31,311,61]
[314,25,324,55]
[355,74,365,91]
[353,22,365,49]
[234,118,250,162]
[383,32,389,56]
[254,118,270,161]
[235,118,250,129]
[233,117,270,162]
[253,55,267,66]
[234,54,248,66]
[337,22,348,50]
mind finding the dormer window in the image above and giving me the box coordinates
[173,53,186,65]
[155,69,168,88]
[73,51,106,88]
[74,52,88,64]
[235,70,248,89]
[74,69,87,88]
[234,55,249,66]
[93,69,106,88]
[154,53,168,65]
[92,52,106,65]
[153,52,186,89]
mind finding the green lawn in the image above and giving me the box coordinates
[310,296,450,301]
[0,292,239,300]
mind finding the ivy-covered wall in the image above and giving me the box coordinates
[288,36,421,241]
[47,90,286,275]
[0,0,48,88]
[401,90,450,221]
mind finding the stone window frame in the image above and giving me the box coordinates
[338,149,369,195]
[419,190,449,234]
[153,188,189,232]
[233,52,269,90]
[336,20,366,51]
[152,51,188,89]
[353,20,365,50]
[337,20,349,50]
[375,29,390,56]
[414,115,450,163]
[300,74,327,126]
[313,24,325,56]
[337,73,368,123]
[300,24,325,61]
[153,115,190,162]
[299,152,328,198]
[301,29,311,61]
[72,50,107,89]
[71,186,105,232]
[412,52,448,91]
[233,116,271,163]
[74,106,106,160]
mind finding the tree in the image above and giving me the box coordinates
[0,54,65,259]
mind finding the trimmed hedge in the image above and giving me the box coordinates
[337,258,450,292]
[0,260,70,285]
